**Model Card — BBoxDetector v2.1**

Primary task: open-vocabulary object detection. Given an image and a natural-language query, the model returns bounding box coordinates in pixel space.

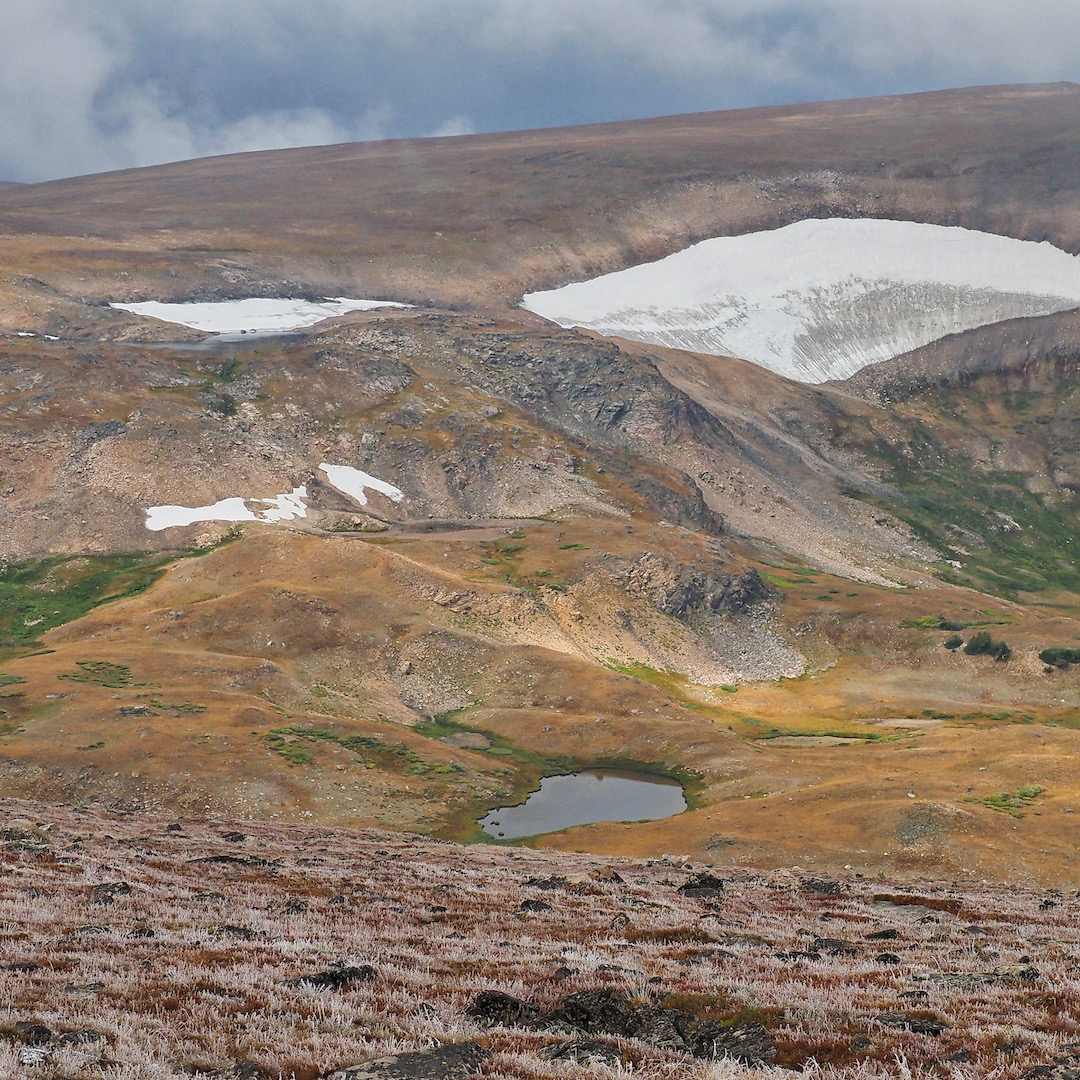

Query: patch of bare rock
[469,986,774,1065]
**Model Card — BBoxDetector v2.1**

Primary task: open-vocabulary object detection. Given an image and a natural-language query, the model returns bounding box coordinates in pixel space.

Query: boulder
[467,990,538,1027]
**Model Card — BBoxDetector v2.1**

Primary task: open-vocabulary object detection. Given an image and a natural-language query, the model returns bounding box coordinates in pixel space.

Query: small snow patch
[110,296,410,335]
[256,486,309,523]
[319,463,404,506]
[522,219,1080,382]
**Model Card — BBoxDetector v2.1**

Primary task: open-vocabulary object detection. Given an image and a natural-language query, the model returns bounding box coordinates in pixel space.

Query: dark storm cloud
[3,0,1080,182]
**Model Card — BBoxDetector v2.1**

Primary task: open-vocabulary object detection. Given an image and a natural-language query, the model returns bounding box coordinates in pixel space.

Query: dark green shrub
[1038,647,1080,668]
[964,631,1011,661]
[944,633,964,651]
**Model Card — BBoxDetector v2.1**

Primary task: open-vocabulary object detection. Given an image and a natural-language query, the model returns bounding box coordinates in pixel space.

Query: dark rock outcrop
[677,872,727,898]
[875,1013,947,1036]
[326,1042,490,1079]
[467,990,538,1028]
[286,965,376,991]
[608,553,772,621]
[470,987,775,1065]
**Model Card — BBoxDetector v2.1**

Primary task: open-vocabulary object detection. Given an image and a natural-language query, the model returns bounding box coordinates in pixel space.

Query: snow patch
[145,469,404,531]
[255,486,309,523]
[146,489,309,531]
[522,219,1080,383]
[146,497,257,532]
[319,463,404,506]
[111,296,410,335]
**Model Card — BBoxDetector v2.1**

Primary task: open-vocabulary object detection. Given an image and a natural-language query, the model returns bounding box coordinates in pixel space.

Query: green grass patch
[558,542,590,550]
[0,673,25,687]
[150,699,206,713]
[0,538,245,658]
[901,615,975,631]
[0,553,171,651]
[966,784,1045,818]
[414,709,470,740]
[57,661,133,688]
[264,724,442,774]
[760,571,817,588]
[841,413,1080,598]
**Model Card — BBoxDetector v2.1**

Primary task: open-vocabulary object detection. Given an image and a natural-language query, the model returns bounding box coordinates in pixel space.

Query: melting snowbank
[111,296,409,335]
[319,463,404,505]
[146,487,309,531]
[522,219,1080,383]
[145,467,404,530]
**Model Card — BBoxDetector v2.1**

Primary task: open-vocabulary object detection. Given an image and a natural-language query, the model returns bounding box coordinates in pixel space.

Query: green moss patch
[264,724,451,776]
[58,661,134,688]
[0,553,171,651]
[966,784,1045,818]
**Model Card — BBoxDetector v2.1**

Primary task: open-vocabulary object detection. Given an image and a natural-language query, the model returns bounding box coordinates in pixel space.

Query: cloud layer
[4,0,1080,182]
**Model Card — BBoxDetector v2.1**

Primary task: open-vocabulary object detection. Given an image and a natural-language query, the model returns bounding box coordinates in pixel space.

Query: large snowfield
[522,219,1080,382]
[145,466,404,530]
[111,296,408,335]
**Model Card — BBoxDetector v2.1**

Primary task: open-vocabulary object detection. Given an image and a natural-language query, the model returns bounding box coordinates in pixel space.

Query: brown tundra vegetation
[1,800,1079,1079]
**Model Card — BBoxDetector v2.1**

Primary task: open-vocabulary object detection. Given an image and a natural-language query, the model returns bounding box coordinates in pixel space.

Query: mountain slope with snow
[523,219,1080,382]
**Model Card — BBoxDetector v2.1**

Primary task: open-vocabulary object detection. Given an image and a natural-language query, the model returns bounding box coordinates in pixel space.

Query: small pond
[478,769,687,840]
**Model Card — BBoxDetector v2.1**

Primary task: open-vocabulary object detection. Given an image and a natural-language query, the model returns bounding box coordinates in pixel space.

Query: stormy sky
[3,0,1080,183]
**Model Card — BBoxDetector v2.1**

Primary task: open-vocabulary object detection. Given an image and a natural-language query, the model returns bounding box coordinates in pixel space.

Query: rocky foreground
[1,801,1078,1079]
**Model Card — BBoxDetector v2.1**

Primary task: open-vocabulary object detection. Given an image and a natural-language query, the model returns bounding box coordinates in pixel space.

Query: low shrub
[963,631,1011,661]
[1038,647,1080,668]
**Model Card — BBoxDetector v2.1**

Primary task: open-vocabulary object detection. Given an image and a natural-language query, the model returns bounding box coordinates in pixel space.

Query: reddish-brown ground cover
[1,799,1078,1078]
